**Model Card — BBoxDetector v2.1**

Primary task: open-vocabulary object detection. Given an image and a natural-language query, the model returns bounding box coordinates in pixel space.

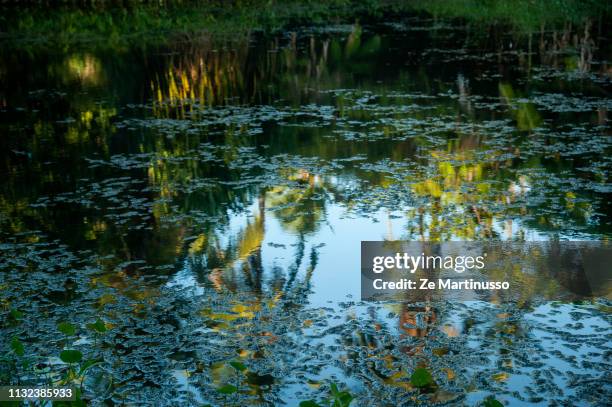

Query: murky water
[1,19,611,406]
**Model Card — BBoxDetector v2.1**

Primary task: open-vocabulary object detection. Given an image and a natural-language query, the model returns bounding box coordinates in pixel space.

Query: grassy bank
[0,0,396,49]
[0,0,608,50]
[413,0,609,31]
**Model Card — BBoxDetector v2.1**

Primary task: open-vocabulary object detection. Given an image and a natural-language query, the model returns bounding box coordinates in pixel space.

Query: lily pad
[217,384,238,394]
[410,368,434,388]
[86,319,107,333]
[58,321,76,336]
[229,360,247,372]
[60,349,83,364]
[11,337,24,357]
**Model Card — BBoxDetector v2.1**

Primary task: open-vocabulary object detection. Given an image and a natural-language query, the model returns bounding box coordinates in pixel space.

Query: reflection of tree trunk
[579,19,593,73]
[418,206,425,239]
[539,23,545,57]
[598,108,608,126]
[303,247,318,288]
[528,32,532,76]
[246,191,267,294]
[284,234,305,292]
[258,191,266,229]
[400,243,439,342]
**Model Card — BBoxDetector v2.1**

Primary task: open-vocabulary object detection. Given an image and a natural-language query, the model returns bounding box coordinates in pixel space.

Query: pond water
[1,18,611,406]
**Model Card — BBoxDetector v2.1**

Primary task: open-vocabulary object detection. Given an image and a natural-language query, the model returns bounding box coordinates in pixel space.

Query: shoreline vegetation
[0,0,609,49]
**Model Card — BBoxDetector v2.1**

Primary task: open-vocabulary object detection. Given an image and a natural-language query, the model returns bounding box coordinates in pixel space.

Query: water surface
[1,19,611,406]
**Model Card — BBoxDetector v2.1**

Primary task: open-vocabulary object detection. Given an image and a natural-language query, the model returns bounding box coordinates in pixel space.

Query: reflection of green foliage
[2,0,608,54]
[499,83,542,131]
[266,179,326,236]
[6,0,607,51]
[65,54,104,85]
[2,1,404,51]
[0,5,610,405]
[345,24,362,58]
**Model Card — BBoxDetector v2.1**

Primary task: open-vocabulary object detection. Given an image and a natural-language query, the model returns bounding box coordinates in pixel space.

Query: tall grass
[0,0,608,49]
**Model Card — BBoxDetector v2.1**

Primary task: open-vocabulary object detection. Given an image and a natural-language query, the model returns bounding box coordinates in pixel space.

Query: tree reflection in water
[0,14,610,406]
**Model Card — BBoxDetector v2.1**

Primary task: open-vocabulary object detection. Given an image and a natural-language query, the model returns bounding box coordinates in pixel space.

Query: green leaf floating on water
[299,401,322,407]
[330,382,353,407]
[11,336,24,356]
[229,360,247,372]
[333,393,353,407]
[483,398,504,407]
[410,368,434,387]
[217,384,238,394]
[86,318,107,333]
[9,309,24,320]
[57,321,76,336]
[60,349,83,363]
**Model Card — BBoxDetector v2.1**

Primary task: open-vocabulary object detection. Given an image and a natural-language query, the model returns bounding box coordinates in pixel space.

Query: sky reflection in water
[0,20,610,406]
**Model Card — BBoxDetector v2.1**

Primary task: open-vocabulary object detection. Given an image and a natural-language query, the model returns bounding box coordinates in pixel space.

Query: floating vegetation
[1,12,611,406]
